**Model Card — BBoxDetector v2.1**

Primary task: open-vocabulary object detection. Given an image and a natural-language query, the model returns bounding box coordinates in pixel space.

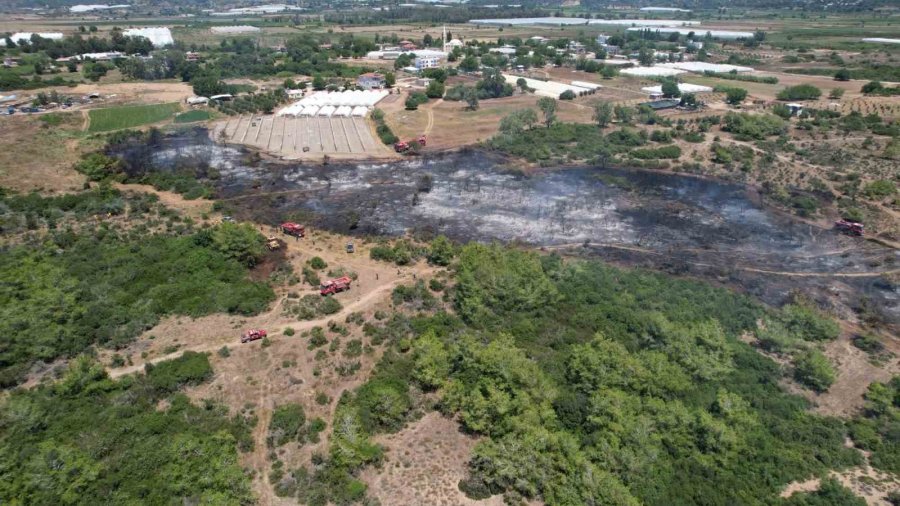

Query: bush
[777,84,822,101]
[74,153,121,181]
[863,180,896,199]
[629,145,681,160]
[852,334,884,354]
[320,296,342,315]
[270,403,306,446]
[372,109,398,145]
[308,256,328,270]
[559,90,576,100]
[722,112,787,140]
[145,351,213,393]
[771,103,792,119]
[370,240,420,265]
[405,92,429,110]
[793,349,836,392]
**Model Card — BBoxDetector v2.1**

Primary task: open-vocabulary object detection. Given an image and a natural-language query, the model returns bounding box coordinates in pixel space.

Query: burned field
[111,129,900,330]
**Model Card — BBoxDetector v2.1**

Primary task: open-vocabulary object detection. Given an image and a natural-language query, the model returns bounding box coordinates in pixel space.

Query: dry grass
[0,113,90,193]
[360,412,508,506]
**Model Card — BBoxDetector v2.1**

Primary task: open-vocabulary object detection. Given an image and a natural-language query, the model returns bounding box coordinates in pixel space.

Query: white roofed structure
[620,66,686,77]
[503,75,593,98]
[123,27,174,47]
[1,33,64,46]
[862,38,900,45]
[470,17,698,27]
[641,83,712,94]
[658,61,754,73]
[278,90,389,117]
[640,7,691,12]
[211,26,261,34]
[351,106,368,117]
[627,27,754,40]
[318,105,336,117]
[334,106,353,117]
[70,4,130,12]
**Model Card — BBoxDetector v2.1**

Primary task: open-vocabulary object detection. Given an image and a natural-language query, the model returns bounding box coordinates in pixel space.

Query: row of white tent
[277,90,389,117]
[279,105,370,117]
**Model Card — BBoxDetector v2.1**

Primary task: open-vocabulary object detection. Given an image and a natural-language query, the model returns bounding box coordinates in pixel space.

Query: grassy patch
[175,109,212,123]
[88,102,181,132]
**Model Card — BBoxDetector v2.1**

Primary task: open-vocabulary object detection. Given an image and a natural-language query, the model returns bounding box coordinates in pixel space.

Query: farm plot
[88,102,181,132]
[215,114,389,159]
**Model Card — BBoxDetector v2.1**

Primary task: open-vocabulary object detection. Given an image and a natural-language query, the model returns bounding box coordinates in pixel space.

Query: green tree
[777,84,822,101]
[834,68,851,81]
[427,235,456,266]
[499,109,538,135]
[726,87,748,106]
[614,104,633,124]
[661,80,681,98]
[464,87,479,111]
[312,74,326,91]
[211,222,266,267]
[516,77,529,92]
[537,97,557,128]
[412,330,450,389]
[592,101,613,128]
[191,75,227,97]
[425,80,445,99]
[384,72,396,88]
[459,55,479,72]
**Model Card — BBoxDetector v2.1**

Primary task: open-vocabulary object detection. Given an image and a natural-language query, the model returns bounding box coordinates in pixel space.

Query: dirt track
[107,278,408,379]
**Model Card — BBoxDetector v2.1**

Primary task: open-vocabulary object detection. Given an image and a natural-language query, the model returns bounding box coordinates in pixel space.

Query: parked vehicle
[320,276,352,296]
[281,222,305,238]
[241,329,267,343]
[834,219,864,236]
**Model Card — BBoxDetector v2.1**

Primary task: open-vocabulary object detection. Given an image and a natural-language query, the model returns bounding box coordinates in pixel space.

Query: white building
[490,45,517,56]
[415,56,440,69]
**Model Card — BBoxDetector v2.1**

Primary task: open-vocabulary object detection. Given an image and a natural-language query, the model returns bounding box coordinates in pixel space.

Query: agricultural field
[175,109,213,123]
[88,102,182,132]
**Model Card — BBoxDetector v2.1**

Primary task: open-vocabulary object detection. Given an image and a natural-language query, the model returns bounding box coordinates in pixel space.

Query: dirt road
[107,278,407,378]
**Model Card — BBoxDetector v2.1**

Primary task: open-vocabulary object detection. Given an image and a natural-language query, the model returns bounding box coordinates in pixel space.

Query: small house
[357,72,386,90]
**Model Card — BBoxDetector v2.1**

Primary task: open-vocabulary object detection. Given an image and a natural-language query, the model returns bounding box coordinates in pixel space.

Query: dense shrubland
[0,353,254,504]
[298,243,865,505]
[0,187,273,386]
